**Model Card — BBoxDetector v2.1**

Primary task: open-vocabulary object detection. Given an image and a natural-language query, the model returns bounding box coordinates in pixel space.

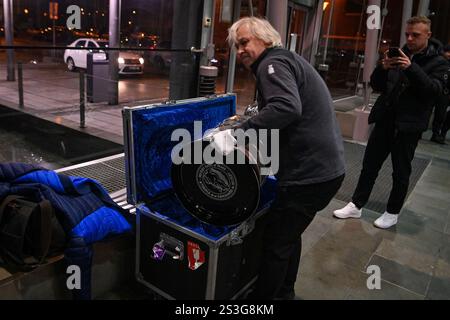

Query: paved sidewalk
[0,63,170,144]
[296,145,450,299]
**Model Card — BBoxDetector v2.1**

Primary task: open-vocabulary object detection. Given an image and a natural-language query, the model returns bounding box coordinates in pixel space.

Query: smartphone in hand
[387,47,402,58]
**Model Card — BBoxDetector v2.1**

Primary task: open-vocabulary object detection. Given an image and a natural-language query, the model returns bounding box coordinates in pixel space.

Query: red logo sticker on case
[187,241,205,271]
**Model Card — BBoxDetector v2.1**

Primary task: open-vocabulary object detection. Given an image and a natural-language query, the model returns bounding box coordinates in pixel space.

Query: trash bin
[198,66,218,97]
[86,52,109,103]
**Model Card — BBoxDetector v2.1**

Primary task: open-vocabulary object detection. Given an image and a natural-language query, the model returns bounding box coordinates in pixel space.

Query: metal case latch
[226,219,256,246]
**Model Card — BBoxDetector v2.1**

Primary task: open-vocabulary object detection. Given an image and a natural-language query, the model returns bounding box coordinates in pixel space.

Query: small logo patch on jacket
[268,64,275,75]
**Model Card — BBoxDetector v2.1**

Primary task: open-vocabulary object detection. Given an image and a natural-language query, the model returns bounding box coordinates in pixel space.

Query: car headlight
[139,57,144,65]
[118,57,125,64]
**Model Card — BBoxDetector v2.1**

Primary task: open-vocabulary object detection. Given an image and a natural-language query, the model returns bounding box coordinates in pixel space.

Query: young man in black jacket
[334,16,449,229]
[227,17,346,300]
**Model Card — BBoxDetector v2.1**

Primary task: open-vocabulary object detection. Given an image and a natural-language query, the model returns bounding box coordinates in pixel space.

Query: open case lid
[123,94,236,205]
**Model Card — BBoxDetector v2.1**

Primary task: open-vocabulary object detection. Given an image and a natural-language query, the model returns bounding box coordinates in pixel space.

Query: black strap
[0,197,55,269]
[0,195,24,224]
[0,198,36,267]
[35,200,54,265]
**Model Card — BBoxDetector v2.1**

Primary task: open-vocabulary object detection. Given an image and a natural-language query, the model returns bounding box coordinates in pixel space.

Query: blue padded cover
[132,95,236,202]
[0,163,132,300]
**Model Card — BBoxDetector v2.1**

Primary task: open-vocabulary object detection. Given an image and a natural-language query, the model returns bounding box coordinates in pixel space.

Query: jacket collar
[402,38,442,62]
[250,47,275,75]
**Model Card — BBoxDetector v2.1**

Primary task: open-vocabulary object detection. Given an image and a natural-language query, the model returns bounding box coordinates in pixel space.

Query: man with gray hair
[227,17,345,300]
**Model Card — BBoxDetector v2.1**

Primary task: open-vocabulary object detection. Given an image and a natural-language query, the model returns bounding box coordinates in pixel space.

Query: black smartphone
[388,47,402,58]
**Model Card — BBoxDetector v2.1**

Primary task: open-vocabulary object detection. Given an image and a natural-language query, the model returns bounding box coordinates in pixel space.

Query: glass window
[315,0,367,99]
[75,40,87,47]
[287,5,309,54]
[0,0,202,169]
[315,0,406,99]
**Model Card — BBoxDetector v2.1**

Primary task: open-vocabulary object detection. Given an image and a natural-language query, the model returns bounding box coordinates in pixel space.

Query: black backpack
[0,195,67,272]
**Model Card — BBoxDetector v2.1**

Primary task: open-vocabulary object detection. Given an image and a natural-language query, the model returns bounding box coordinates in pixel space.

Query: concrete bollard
[352,108,372,143]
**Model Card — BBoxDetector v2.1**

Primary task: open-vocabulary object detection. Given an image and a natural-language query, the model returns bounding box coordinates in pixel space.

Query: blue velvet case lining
[132,96,236,202]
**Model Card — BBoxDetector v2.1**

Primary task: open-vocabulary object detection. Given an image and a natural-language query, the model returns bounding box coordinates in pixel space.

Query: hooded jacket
[368,38,449,132]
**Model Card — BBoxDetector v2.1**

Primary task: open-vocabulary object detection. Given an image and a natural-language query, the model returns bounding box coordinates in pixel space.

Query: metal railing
[0,46,197,128]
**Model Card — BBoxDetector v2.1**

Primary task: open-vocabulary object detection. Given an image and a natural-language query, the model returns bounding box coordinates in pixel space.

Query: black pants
[250,174,344,300]
[432,102,447,135]
[442,110,450,136]
[352,124,421,215]
[434,95,450,136]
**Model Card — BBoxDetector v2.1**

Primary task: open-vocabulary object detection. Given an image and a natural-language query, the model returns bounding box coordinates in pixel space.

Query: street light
[24,8,29,14]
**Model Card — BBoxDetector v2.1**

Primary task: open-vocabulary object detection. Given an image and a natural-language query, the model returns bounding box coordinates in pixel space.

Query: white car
[64,38,144,75]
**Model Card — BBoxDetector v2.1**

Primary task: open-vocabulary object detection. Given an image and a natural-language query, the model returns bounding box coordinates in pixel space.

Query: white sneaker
[374,212,398,229]
[333,202,362,219]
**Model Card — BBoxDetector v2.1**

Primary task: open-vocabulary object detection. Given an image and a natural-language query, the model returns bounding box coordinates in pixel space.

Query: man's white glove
[210,129,237,156]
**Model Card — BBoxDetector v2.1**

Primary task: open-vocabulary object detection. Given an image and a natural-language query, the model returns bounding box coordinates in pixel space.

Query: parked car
[63,38,145,75]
